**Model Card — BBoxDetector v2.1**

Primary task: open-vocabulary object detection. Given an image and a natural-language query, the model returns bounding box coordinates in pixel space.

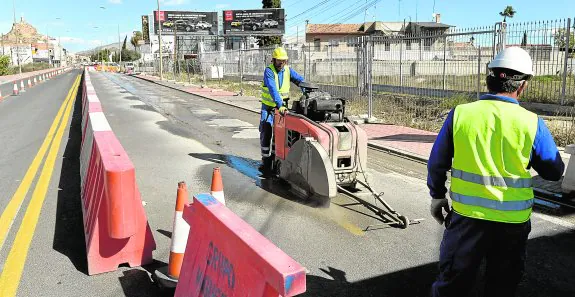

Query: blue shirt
[427,94,565,199]
[260,66,305,124]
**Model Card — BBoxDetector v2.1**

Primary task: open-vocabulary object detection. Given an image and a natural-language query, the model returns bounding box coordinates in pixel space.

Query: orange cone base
[153,266,178,289]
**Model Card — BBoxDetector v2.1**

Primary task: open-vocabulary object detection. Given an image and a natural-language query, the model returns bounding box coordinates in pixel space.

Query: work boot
[258,157,274,177]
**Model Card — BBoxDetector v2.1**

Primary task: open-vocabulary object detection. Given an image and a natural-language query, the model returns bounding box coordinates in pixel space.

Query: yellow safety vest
[451,99,538,223]
[261,64,290,107]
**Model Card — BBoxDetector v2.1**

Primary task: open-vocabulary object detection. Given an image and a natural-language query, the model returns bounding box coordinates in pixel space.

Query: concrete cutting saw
[269,82,415,229]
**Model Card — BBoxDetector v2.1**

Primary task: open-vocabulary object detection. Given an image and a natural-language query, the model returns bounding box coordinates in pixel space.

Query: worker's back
[451,99,538,223]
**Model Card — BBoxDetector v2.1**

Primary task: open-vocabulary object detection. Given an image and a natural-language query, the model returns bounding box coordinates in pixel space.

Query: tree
[0,55,11,75]
[130,31,143,52]
[499,6,516,22]
[258,0,282,47]
[521,31,528,46]
[90,49,112,62]
[113,49,141,62]
[122,36,128,51]
[554,28,575,56]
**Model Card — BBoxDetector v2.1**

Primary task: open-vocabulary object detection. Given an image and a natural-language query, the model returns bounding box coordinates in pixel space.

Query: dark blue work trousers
[259,121,274,159]
[432,211,531,297]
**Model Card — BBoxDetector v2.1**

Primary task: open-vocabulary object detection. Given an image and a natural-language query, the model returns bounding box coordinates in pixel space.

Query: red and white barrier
[174,194,307,297]
[79,70,156,275]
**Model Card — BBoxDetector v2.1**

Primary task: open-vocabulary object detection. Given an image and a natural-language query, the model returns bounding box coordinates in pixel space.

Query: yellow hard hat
[272,47,289,60]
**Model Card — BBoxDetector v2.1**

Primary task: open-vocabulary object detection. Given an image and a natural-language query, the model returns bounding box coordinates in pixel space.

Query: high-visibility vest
[451,99,538,223]
[261,64,290,107]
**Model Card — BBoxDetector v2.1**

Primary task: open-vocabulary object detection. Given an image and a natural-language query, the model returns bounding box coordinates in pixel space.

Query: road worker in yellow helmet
[258,47,305,176]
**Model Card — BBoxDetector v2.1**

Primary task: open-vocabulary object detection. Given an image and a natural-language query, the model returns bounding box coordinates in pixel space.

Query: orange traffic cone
[154,181,190,288]
[20,80,25,92]
[211,167,225,205]
[168,181,190,279]
[33,77,37,85]
[27,79,32,88]
[13,82,19,96]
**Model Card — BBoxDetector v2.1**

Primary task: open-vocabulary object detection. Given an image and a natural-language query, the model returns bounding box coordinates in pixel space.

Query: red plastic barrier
[80,70,156,275]
[175,194,306,297]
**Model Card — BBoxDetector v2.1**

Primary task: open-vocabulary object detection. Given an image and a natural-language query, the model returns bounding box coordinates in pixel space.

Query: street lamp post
[100,6,122,68]
[13,0,22,74]
[157,0,163,80]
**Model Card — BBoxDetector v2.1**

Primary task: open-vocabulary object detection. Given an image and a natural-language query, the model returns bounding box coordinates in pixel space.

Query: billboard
[223,9,285,36]
[142,15,150,44]
[153,11,218,35]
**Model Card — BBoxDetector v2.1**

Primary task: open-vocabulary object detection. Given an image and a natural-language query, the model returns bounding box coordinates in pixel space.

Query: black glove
[430,198,450,225]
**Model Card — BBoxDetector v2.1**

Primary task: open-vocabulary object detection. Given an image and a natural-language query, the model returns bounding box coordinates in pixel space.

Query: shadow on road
[188,152,329,208]
[119,260,175,297]
[156,229,172,239]
[52,74,88,274]
[373,133,437,143]
[303,229,575,297]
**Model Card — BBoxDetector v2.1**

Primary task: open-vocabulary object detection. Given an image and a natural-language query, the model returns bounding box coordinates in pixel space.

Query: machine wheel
[398,215,409,229]
[342,181,358,191]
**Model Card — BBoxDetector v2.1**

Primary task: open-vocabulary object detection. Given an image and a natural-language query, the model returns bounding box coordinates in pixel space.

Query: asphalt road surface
[0,69,574,296]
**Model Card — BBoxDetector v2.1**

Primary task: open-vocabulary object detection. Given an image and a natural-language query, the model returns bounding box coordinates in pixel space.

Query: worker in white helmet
[427,47,564,296]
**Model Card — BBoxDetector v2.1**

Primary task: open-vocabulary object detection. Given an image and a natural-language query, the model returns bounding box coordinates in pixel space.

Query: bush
[0,55,11,75]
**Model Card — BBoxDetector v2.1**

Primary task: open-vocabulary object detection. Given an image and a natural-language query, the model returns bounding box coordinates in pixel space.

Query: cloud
[108,0,123,4]
[215,4,230,9]
[160,0,189,6]
[60,36,86,44]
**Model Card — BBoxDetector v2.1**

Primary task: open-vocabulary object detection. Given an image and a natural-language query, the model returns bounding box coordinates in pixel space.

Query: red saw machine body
[269,82,415,228]
[272,82,368,198]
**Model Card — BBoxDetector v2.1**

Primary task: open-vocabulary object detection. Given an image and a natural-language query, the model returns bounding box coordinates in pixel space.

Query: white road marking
[533,213,575,230]
[232,128,260,139]
[191,108,219,116]
[206,118,253,128]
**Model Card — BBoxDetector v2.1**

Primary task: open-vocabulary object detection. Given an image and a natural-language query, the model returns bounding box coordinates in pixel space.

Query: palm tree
[499,6,516,22]
[130,31,143,53]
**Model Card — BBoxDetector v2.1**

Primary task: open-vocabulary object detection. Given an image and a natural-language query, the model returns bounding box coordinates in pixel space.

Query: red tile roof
[306,24,364,35]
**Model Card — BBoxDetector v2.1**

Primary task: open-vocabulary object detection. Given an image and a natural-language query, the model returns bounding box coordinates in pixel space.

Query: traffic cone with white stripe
[20,80,26,92]
[13,82,19,96]
[211,167,225,205]
[28,79,32,88]
[33,77,37,85]
[153,181,190,288]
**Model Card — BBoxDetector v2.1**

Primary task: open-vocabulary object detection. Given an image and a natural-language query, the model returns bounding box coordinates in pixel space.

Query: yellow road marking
[0,74,80,253]
[337,220,365,236]
[0,75,81,297]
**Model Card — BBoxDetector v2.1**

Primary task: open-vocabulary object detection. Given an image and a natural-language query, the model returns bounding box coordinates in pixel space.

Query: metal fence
[142,18,575,144]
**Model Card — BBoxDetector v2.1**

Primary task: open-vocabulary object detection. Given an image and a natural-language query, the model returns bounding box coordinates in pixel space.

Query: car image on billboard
[223,9,285,36]
[154,11,218,35]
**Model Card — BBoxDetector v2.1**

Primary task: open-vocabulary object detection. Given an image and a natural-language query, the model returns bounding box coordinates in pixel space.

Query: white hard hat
[488,47,534,76]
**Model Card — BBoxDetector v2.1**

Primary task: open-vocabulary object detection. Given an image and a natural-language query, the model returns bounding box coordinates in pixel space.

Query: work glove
[278,106,288,115]
[430,198,450,225]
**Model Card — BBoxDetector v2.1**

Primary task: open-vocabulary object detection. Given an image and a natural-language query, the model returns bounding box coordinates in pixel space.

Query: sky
[1,0,574,53]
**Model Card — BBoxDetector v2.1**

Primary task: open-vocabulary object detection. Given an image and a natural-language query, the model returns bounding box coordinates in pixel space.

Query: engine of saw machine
[273,82,368,199]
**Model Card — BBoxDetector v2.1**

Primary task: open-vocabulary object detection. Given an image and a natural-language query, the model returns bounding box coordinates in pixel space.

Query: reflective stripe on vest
[451,169,532,188]
[450,99,538,223]
[450,192,534,211]
[261,64,290,107]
